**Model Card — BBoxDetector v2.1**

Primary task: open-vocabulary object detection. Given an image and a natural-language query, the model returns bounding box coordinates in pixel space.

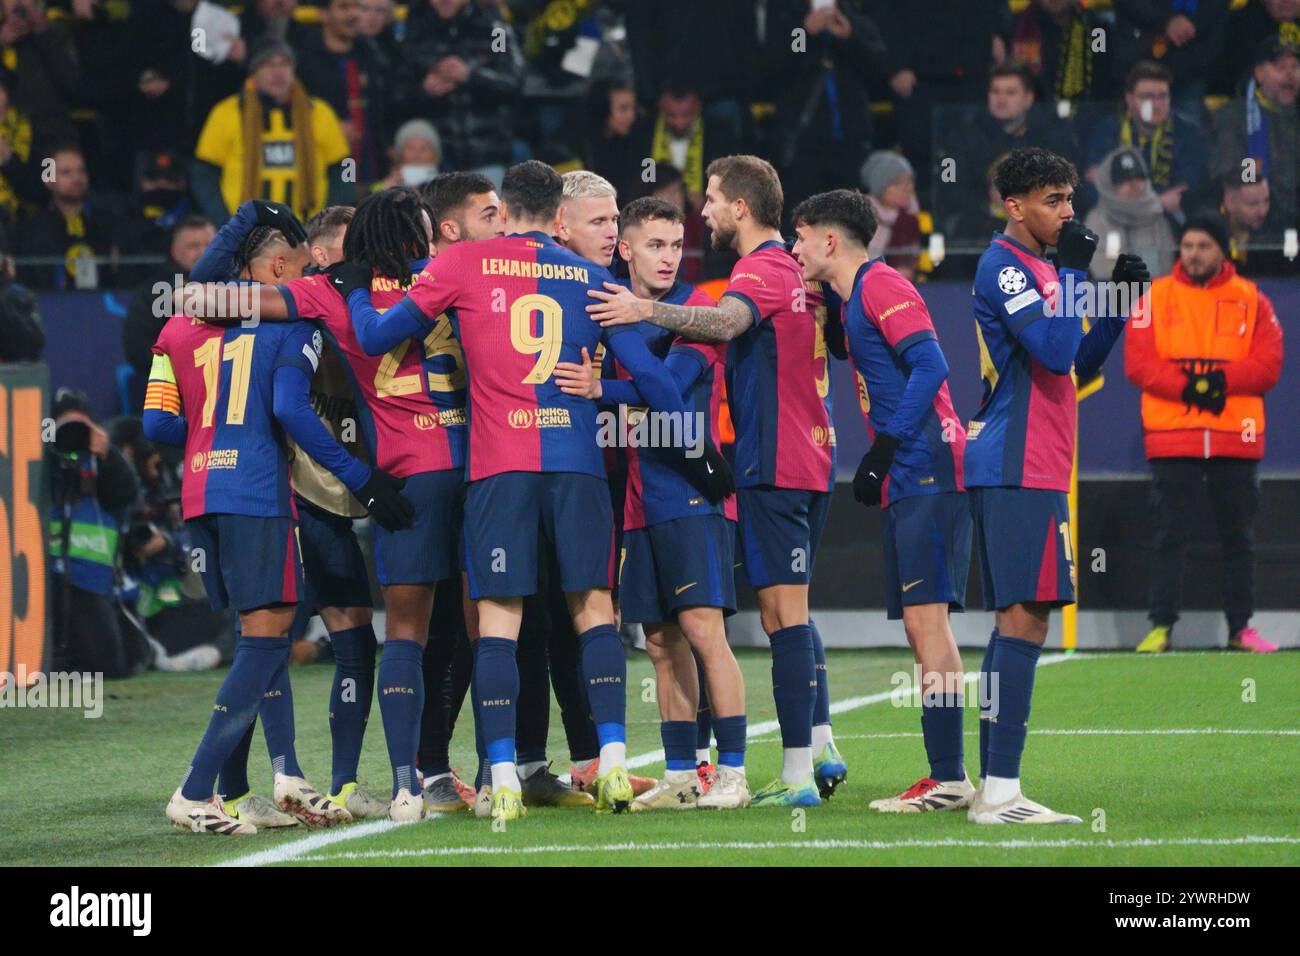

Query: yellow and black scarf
[1119,112,1174,191]
[239,77,317,215]
[650,114,704,196]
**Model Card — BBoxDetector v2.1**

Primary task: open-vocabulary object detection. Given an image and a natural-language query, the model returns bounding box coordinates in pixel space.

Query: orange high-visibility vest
[1142,272,1264,437]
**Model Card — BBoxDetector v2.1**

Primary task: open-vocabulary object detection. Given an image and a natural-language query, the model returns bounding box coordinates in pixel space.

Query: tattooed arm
[586,282,753,343]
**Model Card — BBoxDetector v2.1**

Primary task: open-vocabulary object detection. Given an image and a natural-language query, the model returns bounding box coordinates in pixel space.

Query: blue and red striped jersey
[610,281,737,530]
[148,315,321,519]
[843,259,965,506]
[966,234,1076,492]
[278,265,468,478]
[722,240,836,492]
[389,231,684,481]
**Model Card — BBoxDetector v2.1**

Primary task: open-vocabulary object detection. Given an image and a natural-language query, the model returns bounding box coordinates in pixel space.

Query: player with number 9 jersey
[347,227,700,600]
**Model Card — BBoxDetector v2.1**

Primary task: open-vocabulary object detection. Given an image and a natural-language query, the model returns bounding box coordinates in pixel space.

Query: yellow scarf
[1119,112,1174,191]
[0,106,32,214]
[240,77,317,215]
[651,115,704,197]
[1054,16,1091,101]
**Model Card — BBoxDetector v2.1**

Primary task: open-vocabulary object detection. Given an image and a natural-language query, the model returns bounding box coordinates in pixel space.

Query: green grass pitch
[2,648,1296,867]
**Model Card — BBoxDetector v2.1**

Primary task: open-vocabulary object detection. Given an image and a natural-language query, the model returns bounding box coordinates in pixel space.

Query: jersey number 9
[510,293,564,384]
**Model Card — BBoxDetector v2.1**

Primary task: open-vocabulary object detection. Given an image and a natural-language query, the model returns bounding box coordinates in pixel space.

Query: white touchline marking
[747,728,1300,743]
[217,653,1077,867]
[298,835,1300,862]
[213,816,441,868]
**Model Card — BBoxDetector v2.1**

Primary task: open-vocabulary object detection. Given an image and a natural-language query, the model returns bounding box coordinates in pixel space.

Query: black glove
[852,432,900,507]
[1181,364,1227,415]
[250,200,307,246]
[358,469,414,531]
[682,438,735,505]
[327,260,374,301]
[1054,219,1099,272]
[1111,253,1151,286]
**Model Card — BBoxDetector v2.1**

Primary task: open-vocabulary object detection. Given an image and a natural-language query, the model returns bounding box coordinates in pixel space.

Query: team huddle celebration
[2,0,1295,884]
[149,144,1145,833]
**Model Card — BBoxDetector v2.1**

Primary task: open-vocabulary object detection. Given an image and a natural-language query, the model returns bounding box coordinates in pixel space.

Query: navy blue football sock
[577,625,626,747]
[377,638,424,798]
[474,637,519,770]
[985,634,1041,780]
[978,628,997,779]
[217,718,255,799]
[182,637,289,801]
[921,692,965,782]
[469,665,489,789]
[768,624,815,750]
[695,655,713,751]
[260,654,303,778]
[661,720,697,772]
[810,618,831,728]
[713,715,747,769]
[329,624,377,793]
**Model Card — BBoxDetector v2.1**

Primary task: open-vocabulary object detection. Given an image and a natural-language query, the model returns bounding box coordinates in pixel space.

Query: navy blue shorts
[373,470,463,586]
[187,514,303,613]
[463,472,614,600]
[296,497,373,611]
[736,486,831,588]
[969,486,1076,612]
[619,515,737,624]
[882,491,973,620]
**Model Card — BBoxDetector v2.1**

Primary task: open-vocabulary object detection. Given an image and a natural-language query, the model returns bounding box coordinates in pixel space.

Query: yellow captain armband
[148,352,177,384]
[145,354,181,414]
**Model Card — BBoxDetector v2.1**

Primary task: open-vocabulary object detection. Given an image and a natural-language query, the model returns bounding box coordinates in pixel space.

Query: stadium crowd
[0,0,1294,293]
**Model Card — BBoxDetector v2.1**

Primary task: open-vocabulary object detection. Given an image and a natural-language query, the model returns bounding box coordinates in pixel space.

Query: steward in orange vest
[1123,216,1283,655]
[1125,231,1283,462]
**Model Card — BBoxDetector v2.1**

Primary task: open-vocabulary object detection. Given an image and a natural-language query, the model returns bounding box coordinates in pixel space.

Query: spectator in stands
[121,215,215,391]
[1220,0,1300,94]
[1084,147,1177,280]
[296,0,390,188]
[1085,61,1207,219]
[1112,0,1230,114]
[869,0,1011,183]
[1009,0,1105,103]
[861,150,923,280]
[1124,215,1284,655]
[240,0,309,49]
[359,0,403,65]
[121,152,197,265]
[1210,37,1299,239]
[577,79,647,204]
[765,0,887,216]
[191,37,353,225]
[46,387,147,677]
[130,0,245,152]
[400,0,523,182]
[371,119,441,191]
[939,61,1077,228]
[0,263,43,362]
[0,0,79,148]
[625,0,759,145]
[645,84,738,213]
[17,145,123,290]
[1193,173,1294,276]
[0,75,42,220]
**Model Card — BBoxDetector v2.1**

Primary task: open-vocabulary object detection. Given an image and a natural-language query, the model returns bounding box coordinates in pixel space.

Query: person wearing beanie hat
[860,150,923,279]
[1124,201,1285,656]
[192,31,352,225]
[373,119,442,191]
[1083,145,1176,279]
[1179,213,1233,259]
